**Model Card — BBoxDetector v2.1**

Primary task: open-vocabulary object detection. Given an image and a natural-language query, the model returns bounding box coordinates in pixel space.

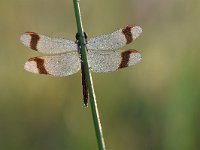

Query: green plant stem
[72,0,106,150]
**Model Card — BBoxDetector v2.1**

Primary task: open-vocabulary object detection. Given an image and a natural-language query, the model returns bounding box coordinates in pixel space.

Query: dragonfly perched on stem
[20,25,142,106]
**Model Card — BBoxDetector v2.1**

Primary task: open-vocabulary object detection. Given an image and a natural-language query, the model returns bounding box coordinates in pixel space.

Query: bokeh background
[0,0,199,150]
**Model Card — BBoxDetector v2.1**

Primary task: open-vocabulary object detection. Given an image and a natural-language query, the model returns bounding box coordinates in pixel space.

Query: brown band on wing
[122,25,134,44]
[118,50,138,69]
[26,32,40,51]
[29,57,48,74]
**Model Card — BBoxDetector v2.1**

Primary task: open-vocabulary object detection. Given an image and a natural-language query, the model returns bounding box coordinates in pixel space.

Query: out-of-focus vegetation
[0,0,199,150]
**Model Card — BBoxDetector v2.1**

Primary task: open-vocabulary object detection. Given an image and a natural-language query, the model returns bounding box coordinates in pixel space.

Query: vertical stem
[72,0,106,150]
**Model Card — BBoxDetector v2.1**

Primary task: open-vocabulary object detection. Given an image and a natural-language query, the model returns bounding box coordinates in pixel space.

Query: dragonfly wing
[24,52,81,76]
[88,49,141,73]
[20,32,77,54]
[87,25,142,50]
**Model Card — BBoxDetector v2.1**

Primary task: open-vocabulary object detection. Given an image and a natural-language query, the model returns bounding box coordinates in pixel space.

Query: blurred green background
[0,0,199,150]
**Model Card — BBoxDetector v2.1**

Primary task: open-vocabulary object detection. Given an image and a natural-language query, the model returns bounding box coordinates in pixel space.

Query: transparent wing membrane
[24,52,81,76]
[20,32,77,54]
[87,25,142,50]
[88,49,141,73]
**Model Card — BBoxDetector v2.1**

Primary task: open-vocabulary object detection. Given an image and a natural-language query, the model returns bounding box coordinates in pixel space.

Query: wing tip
[24,59,39,74]
[24,57,49,75]
[20,32,39,51]
[20,33,31,46]
[129,49,142,59]
[122,25,142,44]
[131,25,143,39]
[118,49,142,69]
[130,49,142,64]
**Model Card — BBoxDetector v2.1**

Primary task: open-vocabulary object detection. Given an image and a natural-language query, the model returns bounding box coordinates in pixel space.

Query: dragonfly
[20,24,142,106]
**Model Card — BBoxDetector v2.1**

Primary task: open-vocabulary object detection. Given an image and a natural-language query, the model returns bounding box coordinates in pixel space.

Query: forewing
[20,32,77,54]
[88,49,141,73]
[87,25,142,50]
[24,52,81,76]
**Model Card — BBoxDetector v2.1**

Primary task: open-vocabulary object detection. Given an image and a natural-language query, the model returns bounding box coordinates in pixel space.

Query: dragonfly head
[75,32,88,44]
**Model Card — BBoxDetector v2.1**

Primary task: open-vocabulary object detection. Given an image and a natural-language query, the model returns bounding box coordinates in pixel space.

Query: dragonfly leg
[84,32,88,44]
